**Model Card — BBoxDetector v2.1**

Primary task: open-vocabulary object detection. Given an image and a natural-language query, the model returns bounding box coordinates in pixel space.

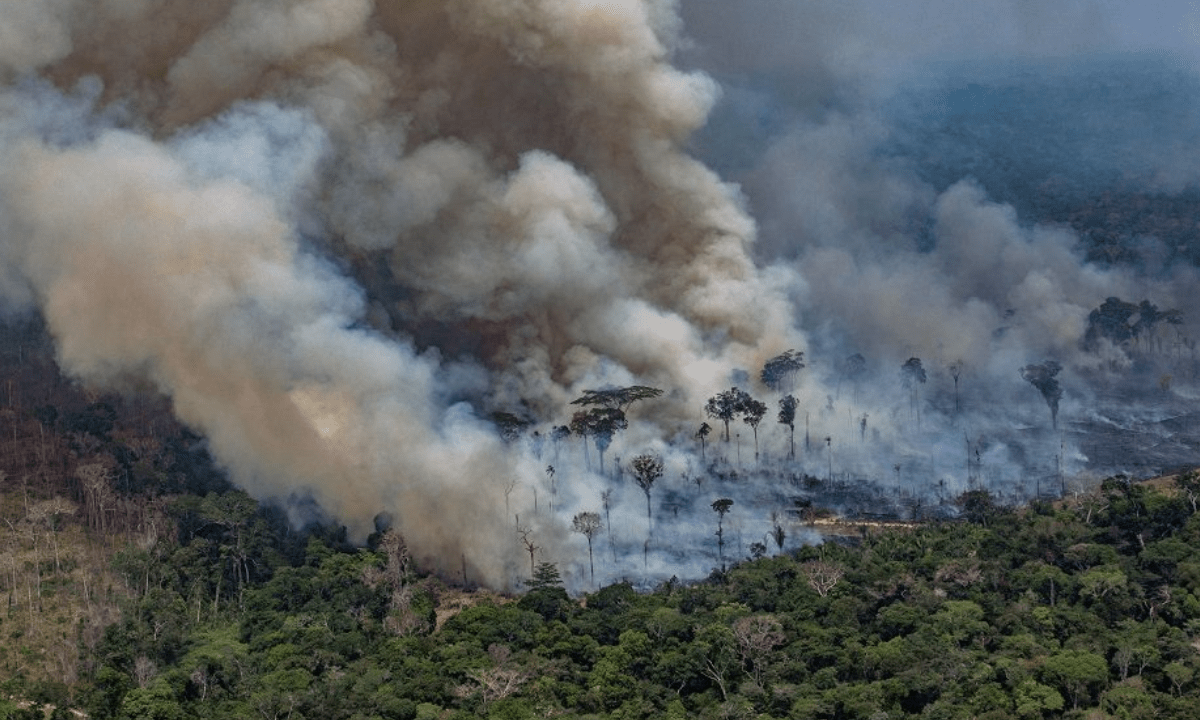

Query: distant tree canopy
[1084,296,1182,351]
[35,447,1200,720]
[490,411,531,443]
[570,386,663,412]
[760,349,805,393]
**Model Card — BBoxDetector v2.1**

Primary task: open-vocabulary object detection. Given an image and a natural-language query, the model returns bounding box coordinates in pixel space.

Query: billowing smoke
[673,0,1200,512]
[0,0,800,588]
[1,1,1198,590]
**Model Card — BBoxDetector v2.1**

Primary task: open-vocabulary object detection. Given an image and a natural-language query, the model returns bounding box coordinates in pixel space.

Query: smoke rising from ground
[1,1,1198,589]
[0,0,801,587]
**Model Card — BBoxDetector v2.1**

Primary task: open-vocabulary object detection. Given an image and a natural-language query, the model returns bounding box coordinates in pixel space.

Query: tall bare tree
[629,454,663,534]
[777,395,798,460]
[900,357,927,427]
[571,511,603,586]
[948,360,964,414]
[517,526,539,579]
[712,498,733,570]
[741,397,767,462]
[696,422,711,464]
[601,489,615,562]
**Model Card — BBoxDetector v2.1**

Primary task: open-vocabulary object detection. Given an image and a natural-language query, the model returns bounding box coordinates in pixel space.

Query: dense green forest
[5,462,1200,718]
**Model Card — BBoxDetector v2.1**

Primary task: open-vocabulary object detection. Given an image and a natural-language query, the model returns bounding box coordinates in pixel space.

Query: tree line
[8,472,1197,719]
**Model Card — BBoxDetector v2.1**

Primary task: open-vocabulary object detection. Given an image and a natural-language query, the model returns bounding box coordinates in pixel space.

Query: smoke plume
[0,0,801,587]
[1,0,1198,589]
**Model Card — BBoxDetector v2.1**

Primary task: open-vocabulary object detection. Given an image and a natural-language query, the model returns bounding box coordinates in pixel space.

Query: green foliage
[23,476,1199,719]
[519,563,570,621]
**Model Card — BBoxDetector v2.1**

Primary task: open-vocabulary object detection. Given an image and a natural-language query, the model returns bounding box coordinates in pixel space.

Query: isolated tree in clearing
[777,395,798,460]
[712,497,733,570]
[696,421,711,463]
[1021,360,1064,430]
[629,454,663,534]
[705,387,752,442]
[570,511,602,586]
[570,385,664,413]
[741,397,767,462]
[900,357,927,426]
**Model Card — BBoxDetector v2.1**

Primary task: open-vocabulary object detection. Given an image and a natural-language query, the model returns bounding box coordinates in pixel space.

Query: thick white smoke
[676,0,1200,507]
[0,1,804,587]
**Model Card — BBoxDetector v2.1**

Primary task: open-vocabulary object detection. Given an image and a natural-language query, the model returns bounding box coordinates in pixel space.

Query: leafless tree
[948,360,964,414]
[801,560,844,597]
[732,615,785,690]
[502,477,517,523]
[517,526,539,578]
[454,644,532,711]
[601,489,615,562]
[133,655,158,689]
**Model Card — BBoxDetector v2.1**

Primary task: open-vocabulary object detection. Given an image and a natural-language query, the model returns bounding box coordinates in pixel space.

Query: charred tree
[1021,360,1064,430]
[778,395,798,460]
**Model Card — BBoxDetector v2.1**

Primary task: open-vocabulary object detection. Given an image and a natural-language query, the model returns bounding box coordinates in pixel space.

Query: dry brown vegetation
[0,320,188,688]
[0,488,128,686]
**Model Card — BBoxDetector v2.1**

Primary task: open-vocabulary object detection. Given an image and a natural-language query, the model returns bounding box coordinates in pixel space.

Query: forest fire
[0,1,1198,590]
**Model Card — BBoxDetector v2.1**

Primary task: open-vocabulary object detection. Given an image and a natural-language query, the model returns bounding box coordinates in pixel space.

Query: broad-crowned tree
[760,349,804,394]
[705,387,752,442]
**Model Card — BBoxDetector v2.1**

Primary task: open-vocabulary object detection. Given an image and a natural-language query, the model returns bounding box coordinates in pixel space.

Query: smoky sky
[0,0,1198,589]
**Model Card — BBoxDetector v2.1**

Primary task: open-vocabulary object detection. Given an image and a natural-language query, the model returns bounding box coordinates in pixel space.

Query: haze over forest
[1,0,1200,590]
